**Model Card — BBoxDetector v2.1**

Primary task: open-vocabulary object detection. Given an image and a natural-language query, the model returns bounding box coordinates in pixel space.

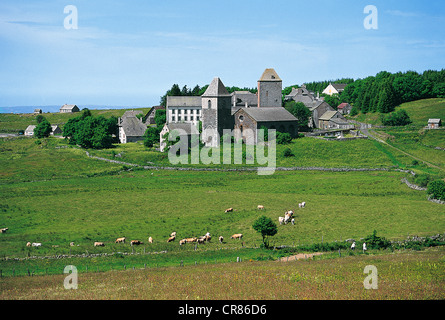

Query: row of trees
[159,84,257,107]
[340,69,445,114]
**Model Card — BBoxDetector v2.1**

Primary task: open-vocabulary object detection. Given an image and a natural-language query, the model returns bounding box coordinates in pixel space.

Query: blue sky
[0,0,444,110]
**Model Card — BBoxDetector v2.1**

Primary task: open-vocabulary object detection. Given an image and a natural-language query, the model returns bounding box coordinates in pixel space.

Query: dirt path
[277,252,323,262]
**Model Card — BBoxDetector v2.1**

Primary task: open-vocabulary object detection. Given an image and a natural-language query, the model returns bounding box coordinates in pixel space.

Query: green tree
[377,79,397,113]
[34,118,52,138]
[252,215,278,248]
[276,132,292,144]
[144,126,160,148]
[427,180,445,201]
[363,230,391,250]
[155,109,166,128]
[284,101,311,131]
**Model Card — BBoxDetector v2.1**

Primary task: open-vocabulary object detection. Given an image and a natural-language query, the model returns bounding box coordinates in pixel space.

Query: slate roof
[167,96,202,107]
[259,68,282,81]
[428,119,441,124]
[120,116,147,137]
[165,122,199,135]
[237,107,297,122]
[319,110,341,121]
[202,78,230,97]
[60,104,78,111]
[331,83,347,91]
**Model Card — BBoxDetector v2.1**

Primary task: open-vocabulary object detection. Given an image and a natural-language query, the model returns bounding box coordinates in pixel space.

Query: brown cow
[257,205,264,210]
[94,242,105,247]
[148,236,153,244]
[167,236,175,243]
[230,233,243,240]
[225,208,233,213]
[130,240,142,246]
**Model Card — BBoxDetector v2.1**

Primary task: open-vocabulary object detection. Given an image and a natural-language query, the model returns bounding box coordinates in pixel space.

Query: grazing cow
[167,236,175,243]
[230,233,243,240]
[179,239,186,246]
[197,237,205,244]
[291,218,295,225]
[279,216,285,225]
[225,208,233,213]
[148,236,153,244]
[170,232,177,237]
[130,240,142,246]
[257,205,264,210]
[285,210,294,218]
[94,242,104,247]
[70,242,75,246]
[219,236,224,243]
[1,227,8,233]
[26,242,32,247]
[115,237,126,244]
[299,202,306,208]
[32,243,41,247]
[185,237,197,243]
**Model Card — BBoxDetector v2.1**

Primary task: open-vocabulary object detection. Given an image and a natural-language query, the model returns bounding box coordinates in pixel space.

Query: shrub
[427,180,445,201]
[276,132,292,144]
[283,148,294,157]
[363,230,392,250]
[380,109,412,126]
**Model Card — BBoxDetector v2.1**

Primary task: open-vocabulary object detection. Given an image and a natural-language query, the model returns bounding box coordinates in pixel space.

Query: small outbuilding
[427,119,441,129]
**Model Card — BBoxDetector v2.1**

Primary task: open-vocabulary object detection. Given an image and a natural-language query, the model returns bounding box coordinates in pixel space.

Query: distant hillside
[351,98,445,127]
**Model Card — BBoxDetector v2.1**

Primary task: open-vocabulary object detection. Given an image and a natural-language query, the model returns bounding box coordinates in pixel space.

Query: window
[172,116,175,122]
[196,116,200,121]
[191,116,194,121]
[184,116,188,121]
[239,115,244,121]
[208,100,212,109]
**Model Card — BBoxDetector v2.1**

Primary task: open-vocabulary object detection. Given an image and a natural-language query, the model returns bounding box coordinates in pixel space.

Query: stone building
[163,68,299,148]
[118,111,147,144]
[60,104,79,113]
[322,83,347,96]
[233,107,298,145]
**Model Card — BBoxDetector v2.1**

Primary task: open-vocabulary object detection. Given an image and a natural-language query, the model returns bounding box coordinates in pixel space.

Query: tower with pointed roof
[257,68,282,108]
[201,77,233,147]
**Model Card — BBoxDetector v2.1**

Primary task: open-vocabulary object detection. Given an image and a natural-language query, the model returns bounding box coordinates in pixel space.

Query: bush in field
[363,230,392,250]
[144,126,161,148]
[283,148,294,157]
[380,109,412,126]
[427,180,445,201]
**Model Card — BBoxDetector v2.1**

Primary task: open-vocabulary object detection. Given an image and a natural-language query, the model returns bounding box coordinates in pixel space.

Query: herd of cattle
[2,202,306,249]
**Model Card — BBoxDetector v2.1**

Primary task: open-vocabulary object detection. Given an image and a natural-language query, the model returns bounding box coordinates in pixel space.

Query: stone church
[162,68,298,148]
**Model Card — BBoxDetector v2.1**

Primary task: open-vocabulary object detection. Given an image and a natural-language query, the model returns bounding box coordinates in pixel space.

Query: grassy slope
[1,247,443,300]
[349,98,445,173]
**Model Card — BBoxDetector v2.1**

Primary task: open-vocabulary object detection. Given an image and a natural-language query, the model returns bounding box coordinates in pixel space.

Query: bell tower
[201,77,233,147]
[257,68,282,108]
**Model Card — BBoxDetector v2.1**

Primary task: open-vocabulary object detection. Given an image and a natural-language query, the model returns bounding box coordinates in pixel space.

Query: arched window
[208,100,212,109]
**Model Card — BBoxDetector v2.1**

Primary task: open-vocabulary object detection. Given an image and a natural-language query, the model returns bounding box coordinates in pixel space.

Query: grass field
[1,103,444,300]
[1,247,443,300]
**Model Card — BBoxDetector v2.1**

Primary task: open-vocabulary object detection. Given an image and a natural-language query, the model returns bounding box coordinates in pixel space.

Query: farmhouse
[159,122,199,152]
[145,106,165,125]
[284,84,318,104]
[163,68,299,148]
[118,112,147,144]
[322,83,347,96]
[24,125,36,136]
[60,104,80,113]
[318,110,352,130]
[24,124,63,136]
[34,109,42,114]
[427,118,441,129]
[337,103,353,115]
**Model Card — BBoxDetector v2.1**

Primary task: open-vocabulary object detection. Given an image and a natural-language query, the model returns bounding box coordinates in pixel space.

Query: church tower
[201,77,233,147]
[257,68,282,108]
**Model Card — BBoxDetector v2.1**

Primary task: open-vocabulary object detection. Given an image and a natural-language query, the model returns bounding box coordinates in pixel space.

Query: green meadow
[0,107,444,299]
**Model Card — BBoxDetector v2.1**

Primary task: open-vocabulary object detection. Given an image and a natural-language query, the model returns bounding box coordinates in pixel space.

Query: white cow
[32,243,42,247]
[278,217,285,225]
[299,202,306,208]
